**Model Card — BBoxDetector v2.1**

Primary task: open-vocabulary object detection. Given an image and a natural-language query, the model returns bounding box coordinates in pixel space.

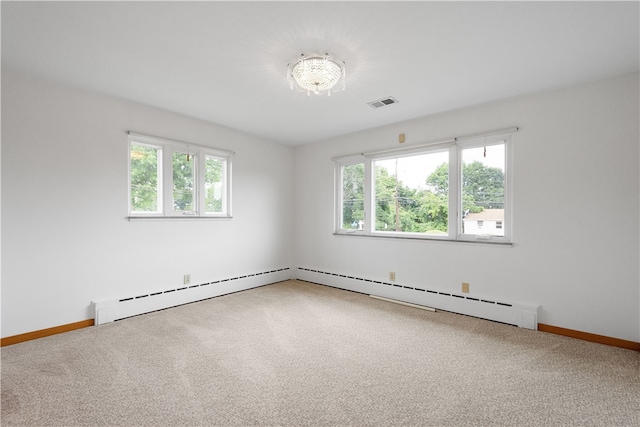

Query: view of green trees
[130,144,225,214]
[130,145,160,212]
[204,157,224,213]
[342,163,365,229]
[342,161,504,233]
[173,151,195,211]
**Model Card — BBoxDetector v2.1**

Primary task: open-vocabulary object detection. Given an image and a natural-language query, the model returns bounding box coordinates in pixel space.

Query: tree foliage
[426,163,448,196]
[205,157,223,213]
[130,147,225,213]
[130,145,159,212]
[342,163,365,228]
[461,161,504,210]
[374,166,448,233]
[172,152,195,211]
[342,160,504,233]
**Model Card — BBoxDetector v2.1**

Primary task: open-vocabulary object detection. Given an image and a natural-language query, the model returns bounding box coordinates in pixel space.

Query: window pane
[342,163,364,229]
[374,151,449,234]
[173,151,195,212]
[130,144,161,212]
[461,143,505,236]
[205,156,224,214]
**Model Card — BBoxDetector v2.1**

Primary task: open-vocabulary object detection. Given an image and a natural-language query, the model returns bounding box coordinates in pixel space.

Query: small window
[128,133,232,218]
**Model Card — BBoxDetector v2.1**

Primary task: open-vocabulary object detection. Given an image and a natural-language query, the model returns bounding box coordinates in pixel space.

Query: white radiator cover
[296,267,539,330]
[92,268,291,325]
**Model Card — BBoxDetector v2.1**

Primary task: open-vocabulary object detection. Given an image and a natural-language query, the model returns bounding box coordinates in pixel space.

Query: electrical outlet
[389,272,396,281]
[184,274,191,285]
[462,282,469,293]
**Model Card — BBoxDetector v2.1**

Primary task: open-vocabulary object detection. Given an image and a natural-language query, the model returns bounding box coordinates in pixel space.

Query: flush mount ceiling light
[287,53,346,96]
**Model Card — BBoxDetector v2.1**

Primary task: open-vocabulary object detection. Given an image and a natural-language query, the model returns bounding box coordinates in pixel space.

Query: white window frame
[203,153,229,216]
[334,130,514,244]
[455,134,512,243]
[335,155,367,234]
[368,142,456,240]
[129,141,164,215]
[128,132,233,219]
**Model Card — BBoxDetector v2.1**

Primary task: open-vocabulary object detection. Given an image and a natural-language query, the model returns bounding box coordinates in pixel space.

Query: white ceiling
[2,1,638,146]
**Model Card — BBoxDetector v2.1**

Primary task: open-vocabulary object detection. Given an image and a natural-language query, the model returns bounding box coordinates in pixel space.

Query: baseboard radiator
[296,267,539,330]
[92,268,291,325]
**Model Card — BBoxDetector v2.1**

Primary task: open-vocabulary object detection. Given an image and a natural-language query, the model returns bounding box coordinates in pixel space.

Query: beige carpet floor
[1,280,639,426]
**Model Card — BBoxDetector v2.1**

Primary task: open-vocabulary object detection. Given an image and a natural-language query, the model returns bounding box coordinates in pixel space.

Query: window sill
[127,215,232,221]
[333,231,512,246]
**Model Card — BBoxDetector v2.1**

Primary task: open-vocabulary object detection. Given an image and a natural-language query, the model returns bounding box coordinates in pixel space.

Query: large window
[128,133,232,218]
[374,150,449,235]
[335,132,512,243]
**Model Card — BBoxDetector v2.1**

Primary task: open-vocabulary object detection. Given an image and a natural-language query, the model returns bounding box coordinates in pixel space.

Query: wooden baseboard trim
[1,319,95,347]
[538,323,640,352]
[3,319,637,351]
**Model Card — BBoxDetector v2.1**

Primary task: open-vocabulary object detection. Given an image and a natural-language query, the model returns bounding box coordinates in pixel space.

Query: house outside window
[463,210,505,237]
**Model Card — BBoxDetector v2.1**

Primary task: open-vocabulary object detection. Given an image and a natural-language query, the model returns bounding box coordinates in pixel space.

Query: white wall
[294,73,640,342]
[3,70,639,343]
[1,71,294,338]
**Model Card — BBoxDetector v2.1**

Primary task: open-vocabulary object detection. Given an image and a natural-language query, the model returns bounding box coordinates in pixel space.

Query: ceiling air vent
[368,97,398,109]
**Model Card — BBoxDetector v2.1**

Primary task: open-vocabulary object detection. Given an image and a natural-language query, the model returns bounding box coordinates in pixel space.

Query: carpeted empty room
[3,2,640,426]
[1,280,638,426]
